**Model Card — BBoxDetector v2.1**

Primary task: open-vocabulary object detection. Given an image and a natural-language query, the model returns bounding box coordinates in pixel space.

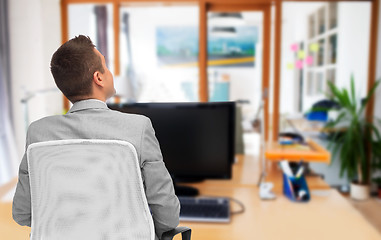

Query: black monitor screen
[108,102,235,180]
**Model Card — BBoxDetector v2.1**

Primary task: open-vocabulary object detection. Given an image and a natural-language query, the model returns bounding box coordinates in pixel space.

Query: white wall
[8,0,62,177]
[336,2,371,97]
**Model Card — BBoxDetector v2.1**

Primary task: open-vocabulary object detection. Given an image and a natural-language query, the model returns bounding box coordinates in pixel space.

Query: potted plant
[371,137,381,198]
[324,76,380,200]
[372,177,381,199]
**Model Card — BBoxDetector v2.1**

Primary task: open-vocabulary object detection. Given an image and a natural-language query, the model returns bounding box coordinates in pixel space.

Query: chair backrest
[27,139,155,240]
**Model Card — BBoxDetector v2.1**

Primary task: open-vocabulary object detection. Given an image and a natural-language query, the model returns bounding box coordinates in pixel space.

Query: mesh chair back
[27,139,155,240]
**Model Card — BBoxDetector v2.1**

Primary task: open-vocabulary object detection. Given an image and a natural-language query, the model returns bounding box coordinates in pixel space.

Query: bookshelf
[304,2,338,108]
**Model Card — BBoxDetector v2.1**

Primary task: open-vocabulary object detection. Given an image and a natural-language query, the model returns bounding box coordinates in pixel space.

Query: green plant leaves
[324,76,380,184]
[359,80,380,116]
[350,74,357,111]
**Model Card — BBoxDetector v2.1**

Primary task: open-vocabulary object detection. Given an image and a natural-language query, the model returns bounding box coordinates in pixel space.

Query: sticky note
[309,43,319,52]
[305,56,314,65]
[287,63,294,70]
[298,50,305,59]
[291,43,298,52]
[295,60,303,69]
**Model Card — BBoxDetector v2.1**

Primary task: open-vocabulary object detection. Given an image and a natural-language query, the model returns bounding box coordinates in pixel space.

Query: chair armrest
[161,226,192,240]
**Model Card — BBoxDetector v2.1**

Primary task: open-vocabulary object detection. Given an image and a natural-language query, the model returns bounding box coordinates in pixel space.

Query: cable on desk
[201,195,246,215]
[228,197,245,215]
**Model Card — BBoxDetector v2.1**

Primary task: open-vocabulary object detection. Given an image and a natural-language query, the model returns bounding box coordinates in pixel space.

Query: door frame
[61,0,379,143]
[203,3,272,140]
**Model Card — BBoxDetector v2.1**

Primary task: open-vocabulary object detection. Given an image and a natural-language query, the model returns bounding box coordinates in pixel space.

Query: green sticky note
[287,63,294,70]
[298,50,305,59]
[309,43,319,52]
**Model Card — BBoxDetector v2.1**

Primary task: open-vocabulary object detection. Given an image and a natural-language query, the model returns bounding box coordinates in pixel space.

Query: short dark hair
[50,35,104,102]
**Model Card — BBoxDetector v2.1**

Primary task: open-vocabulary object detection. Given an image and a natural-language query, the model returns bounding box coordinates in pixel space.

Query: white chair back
[27,139,155,240]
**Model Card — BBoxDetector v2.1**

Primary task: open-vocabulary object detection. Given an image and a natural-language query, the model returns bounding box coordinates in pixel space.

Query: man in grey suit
[12,35,180,240]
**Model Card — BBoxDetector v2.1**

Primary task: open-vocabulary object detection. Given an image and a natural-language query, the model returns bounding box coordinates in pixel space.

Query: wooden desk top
[0,202,30,239]
[287,117,325,133]
[287,117,345,134]
[181,154,330,192]
[180,187,381,240]
[179,155,380,239]
[1,155,379,240]
[0,178,30,239]
[265,139,331,164]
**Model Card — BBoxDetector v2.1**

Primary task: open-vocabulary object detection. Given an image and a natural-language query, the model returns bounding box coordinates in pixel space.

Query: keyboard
[178,196,230,223]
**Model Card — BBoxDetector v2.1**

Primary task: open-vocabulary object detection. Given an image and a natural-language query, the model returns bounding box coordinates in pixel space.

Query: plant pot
[350,182,370,200]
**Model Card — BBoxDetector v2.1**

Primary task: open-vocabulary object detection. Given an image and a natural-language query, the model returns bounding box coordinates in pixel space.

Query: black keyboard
[178,196,230,222]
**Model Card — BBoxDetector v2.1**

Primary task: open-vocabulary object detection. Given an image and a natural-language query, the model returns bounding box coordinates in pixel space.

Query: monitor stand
[174,184,199,197]
[172,178,203,196]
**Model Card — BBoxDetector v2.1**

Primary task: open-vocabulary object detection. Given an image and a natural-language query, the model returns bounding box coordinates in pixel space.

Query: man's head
[50,35,115,103]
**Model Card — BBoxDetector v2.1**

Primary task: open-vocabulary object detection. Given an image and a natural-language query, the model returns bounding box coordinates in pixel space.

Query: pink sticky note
[295,60,303,69]
[291,44,298,52]
[305,56,313,65]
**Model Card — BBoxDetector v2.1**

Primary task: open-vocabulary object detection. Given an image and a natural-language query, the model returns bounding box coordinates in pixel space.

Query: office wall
[8,0,61,175]
[336,3,370,97]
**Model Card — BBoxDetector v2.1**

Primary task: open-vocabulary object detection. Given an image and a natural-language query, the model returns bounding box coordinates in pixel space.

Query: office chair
[26,139,191,240]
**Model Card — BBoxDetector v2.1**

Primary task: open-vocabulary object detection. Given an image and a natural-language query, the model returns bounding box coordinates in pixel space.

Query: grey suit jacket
[12,99,180,240]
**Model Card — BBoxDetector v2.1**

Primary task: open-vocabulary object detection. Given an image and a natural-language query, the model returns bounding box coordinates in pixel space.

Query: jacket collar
[67,99,109,114]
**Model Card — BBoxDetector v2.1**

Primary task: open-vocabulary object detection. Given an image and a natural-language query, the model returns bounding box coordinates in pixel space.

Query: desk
[1,155,380,240]
[181,155,329,193]
[287,117,325,133]
[0,178,30,239]
[179,187,380,240]
[265,139,331,164]
[180,155,380,240]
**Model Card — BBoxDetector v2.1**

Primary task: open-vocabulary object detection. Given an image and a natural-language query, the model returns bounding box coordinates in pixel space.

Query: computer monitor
[108,102,235,195]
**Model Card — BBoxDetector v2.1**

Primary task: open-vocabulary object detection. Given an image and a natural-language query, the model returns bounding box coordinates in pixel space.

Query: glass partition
[118,3,199,102]
[68,4,115,73]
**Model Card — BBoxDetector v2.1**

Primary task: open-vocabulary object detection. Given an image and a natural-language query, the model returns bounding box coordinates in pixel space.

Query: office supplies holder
[283,173,310,202]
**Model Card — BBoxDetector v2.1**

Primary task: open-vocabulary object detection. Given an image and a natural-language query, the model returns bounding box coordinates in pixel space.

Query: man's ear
[93,71,104,87]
